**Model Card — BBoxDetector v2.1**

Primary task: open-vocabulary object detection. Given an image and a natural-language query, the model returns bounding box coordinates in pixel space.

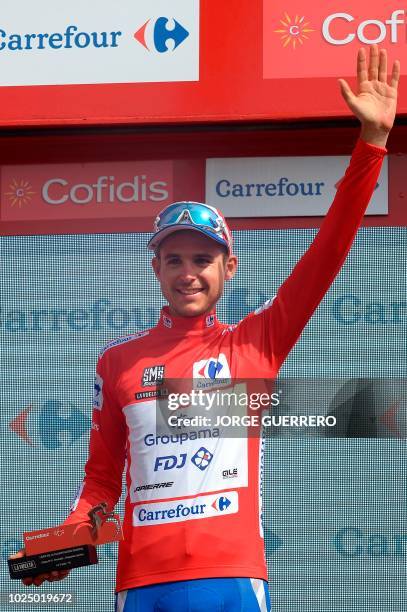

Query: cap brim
[147,225,230,253]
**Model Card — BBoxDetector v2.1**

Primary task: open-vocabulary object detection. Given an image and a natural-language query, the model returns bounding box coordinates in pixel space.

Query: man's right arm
[63,353,126,526]
[11,352,126,587]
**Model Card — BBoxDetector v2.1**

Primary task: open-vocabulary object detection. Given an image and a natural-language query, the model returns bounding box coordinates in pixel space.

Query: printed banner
[1,160,174,221]
[206,156,388,217]
[0,0,199,86]
[264,2,407,78]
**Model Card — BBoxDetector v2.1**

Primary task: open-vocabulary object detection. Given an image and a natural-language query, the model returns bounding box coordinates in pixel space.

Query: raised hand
[338,44,400,147]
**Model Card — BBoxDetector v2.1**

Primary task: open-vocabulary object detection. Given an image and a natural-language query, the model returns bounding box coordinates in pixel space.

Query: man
[12,45,399,611]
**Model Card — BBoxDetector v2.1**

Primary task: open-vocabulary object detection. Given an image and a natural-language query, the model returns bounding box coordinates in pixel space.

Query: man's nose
[177,262,197,281]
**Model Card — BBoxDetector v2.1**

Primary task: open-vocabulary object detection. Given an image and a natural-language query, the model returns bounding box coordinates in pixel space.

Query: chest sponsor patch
[133,491,238,526]
[142,365,165,387]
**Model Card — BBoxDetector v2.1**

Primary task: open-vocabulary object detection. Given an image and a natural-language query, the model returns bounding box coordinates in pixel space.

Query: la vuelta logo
[134,17,189,52]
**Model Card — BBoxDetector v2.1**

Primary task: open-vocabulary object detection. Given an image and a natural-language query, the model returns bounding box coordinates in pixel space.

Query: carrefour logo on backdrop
[0,18,189,53]
[0,1,199,87]
[9,401,90,450]
[135,17,189,52]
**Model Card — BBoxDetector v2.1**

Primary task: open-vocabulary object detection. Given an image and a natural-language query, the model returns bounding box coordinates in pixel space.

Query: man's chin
[170,301,210,318]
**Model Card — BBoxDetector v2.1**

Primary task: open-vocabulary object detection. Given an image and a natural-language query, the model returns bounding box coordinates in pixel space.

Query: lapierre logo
[142,365,165,387]
[134,491,239,526]
[134,17,189,52]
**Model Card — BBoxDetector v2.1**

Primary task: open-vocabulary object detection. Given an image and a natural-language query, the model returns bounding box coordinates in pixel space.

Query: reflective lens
[155,203,223,235]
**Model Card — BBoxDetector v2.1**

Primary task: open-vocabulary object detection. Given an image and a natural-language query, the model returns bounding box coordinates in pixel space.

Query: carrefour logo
[134,17,189,52]
[9,401,90,450]
[0,25,122,52]
[134,491,239,526]
[0,1,199,87]
[0,18,189,53]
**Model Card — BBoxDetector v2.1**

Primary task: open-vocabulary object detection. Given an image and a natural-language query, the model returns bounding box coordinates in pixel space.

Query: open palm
[339,45,400,133]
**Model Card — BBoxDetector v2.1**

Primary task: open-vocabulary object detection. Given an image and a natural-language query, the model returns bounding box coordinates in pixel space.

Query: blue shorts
[115,577,271,611]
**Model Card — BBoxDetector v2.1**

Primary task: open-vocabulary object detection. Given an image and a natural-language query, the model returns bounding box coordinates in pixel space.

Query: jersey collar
[158,306,220,333]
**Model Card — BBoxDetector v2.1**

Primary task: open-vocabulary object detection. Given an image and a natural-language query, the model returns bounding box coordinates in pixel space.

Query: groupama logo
[134,17,189,52]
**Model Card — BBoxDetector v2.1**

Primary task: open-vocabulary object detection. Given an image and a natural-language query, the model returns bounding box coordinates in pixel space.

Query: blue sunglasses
[148,202,232,253]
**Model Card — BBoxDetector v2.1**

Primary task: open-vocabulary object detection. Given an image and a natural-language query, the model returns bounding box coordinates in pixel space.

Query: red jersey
[64,139,385,591]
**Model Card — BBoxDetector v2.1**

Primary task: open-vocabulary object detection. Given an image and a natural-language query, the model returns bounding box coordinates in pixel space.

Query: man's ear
[225,255,238,281]
[151,256,160,279]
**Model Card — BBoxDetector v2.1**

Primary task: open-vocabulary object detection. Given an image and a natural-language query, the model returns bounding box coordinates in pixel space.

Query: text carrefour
[0,25,122,52]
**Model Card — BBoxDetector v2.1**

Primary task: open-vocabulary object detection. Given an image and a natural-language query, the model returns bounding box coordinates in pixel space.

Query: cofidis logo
[1,160,174,222]
[264,2,407,78]
[0,0,199,86]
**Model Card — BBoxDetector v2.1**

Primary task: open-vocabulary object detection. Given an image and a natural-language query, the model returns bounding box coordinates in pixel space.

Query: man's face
[151,230,238,318]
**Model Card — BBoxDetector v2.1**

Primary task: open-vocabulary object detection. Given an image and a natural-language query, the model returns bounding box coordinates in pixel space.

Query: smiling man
[12,45,400,612]
[151,215,237,318]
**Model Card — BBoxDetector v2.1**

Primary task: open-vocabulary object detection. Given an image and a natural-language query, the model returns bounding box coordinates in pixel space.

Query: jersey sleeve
[235,138,386,372]
[62,352,126,525]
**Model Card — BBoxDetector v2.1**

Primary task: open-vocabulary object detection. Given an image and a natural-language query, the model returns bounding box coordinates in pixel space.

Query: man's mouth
[177,288,203,295]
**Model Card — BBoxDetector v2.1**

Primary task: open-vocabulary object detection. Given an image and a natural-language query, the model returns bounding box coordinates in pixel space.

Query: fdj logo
[134,17,189,52]
[154,448,214,472]
[154,454,187,471]
[191,447,213,471]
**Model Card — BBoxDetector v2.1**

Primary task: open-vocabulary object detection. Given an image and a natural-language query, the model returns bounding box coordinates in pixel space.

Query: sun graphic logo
[274,13,315,49]
[5,179,35,208]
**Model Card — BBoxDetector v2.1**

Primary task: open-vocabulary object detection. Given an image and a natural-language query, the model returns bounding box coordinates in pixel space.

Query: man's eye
[196,257,210,264]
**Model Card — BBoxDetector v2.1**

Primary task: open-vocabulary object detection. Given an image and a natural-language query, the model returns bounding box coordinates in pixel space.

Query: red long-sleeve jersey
[64,139,386,591]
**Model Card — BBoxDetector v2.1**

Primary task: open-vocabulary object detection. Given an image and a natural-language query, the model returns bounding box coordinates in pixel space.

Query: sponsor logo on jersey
[162,314,172,328]
[153,448,214,472]
[133,491,239,526]
[205,314,215,327]
[142,365,165,387]
[135,388,168,400]
[211,496,232,512]
[222,467,238,479]
[93,372,103,410]
[192,353,231,388]
[98,330,149,357]
[134,481,173,492]
[144,427,220,447]
[154,453,187,471]
[191,447,213,471]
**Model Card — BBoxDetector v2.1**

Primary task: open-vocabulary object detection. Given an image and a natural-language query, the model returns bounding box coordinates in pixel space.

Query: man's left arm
[239,45,400,370]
